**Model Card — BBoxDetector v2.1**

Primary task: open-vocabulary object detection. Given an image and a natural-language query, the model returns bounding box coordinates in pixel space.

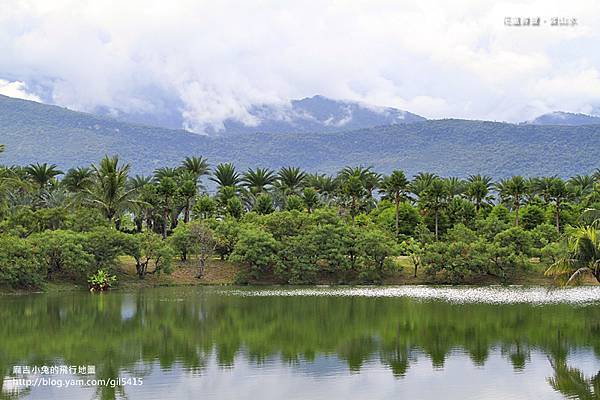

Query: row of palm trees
[1,155,599,237]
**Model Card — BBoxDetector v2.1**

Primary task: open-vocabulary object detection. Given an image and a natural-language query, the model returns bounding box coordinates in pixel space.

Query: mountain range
[525,111,600,126]
[0,94,598,179]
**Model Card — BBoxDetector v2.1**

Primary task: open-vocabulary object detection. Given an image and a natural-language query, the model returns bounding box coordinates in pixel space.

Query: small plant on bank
[88,269,117,292]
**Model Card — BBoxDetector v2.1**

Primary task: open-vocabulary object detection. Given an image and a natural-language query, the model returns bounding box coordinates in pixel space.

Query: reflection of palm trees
[548,357,600,399]
[501,342,531,371]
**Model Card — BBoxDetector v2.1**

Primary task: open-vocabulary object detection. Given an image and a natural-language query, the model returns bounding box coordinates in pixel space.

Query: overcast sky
[1,0,599,132]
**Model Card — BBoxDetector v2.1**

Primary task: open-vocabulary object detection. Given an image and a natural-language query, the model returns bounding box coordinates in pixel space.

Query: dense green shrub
[0,235,43,288]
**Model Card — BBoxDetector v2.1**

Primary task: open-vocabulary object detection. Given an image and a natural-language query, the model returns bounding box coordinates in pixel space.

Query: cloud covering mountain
[1,1,600,133]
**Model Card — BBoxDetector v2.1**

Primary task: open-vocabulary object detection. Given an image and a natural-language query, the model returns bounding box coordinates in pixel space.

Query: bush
[374,203,422,238]
[521,205,545,230]
[29,230,94,280]
[494,227,533,256]
[0,235,43,288]
[230,226,280,280]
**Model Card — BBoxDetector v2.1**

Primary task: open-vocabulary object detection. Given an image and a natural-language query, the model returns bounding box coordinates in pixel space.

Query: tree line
[0,146,599,288]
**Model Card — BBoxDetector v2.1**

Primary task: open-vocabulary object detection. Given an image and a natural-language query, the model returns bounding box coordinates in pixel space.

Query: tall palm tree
[342,175,365,224]
[420,178,448,240]
[592,168,600,183]
[210,163,241,189]
[305,173,337,204]
[62,167,93,192]
[444,177,465,200]
[85,155,137,228]
[410,172,438,198]
[178,170,199,223]
[531,176,556,204]
[379,170,411,235]
[276,166,306,196]
[545,226,600,284]
[242,167,277,195]
[153,167,179,182]
[549,178,572,232]
[157,176,178,238]
[496,176,528,226]
[181,156,210,182]
[465,174,493,212]
[25,163,63,189]
[568,174,595,200]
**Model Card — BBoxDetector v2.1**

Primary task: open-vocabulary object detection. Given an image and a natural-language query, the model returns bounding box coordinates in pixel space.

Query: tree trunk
[184,199,191,223]
[197,257,206,278]
[434,210,439,240]
[395,196,400,235]
[515,201,520,226]
[162,208,168,239]
[555,200,561,233]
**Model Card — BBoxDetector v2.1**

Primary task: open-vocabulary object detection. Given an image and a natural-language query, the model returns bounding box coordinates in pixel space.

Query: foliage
[88,269,117,291]
[0,235,43,288]
[128,231,174,279]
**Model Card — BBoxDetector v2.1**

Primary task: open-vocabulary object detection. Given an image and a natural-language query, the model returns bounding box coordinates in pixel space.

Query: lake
[1,286,599,399]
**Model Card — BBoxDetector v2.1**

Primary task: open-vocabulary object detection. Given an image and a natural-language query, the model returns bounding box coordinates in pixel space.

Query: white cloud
[0,79,41,102]
[0,0,599,131]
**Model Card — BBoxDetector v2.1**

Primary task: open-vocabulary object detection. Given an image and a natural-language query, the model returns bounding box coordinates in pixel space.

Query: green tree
[379,170,411,235]
[129,231,174,279]
[85,155,137,228]
[546,226,600,284]
[25,163,63,189]
[230,226,280,280]
[210,163,241,189]
[465,174,493,212]
[496,176,528,226]
[242,167,277,195]
[420,178,448,240]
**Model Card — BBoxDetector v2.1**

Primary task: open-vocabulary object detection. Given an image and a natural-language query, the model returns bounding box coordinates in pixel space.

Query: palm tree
[465,174,493,212]
[157,176,178,238]
[242,167,277,195]
[276,166,306,196]
[545,226,600,284]
[85,155,137,228]
[420,178,448,240]
[305,173,337,204]
[379,170,411,235]
[301,187,319,213]
[444,177,465,200]
[62,167,93,192]
[531,176,556,204]
[210,163,241,189]
[25,163,63,189]
[128,175,153,190]
[549,178,572,232]
[410,172,438,198]
[496,176,528,226]
[593,168,600,183]
[178,170,199,223]
[153,167,179,181]
[342,175,365,224]
[0,144,4,153]
[181,156,210,182]
[568,174,595,201]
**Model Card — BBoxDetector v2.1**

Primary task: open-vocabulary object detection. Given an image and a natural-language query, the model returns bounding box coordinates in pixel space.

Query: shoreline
[2,255,597,296]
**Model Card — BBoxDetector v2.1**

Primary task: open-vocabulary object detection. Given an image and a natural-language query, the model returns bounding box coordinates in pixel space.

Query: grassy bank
[3,256,597,295]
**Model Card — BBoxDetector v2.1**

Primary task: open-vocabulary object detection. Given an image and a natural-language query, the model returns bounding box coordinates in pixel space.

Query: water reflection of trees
[0,289,598,399]
[548,358,600,399]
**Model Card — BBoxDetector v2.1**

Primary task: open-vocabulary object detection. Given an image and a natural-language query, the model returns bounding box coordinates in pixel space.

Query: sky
[1,0,599,132]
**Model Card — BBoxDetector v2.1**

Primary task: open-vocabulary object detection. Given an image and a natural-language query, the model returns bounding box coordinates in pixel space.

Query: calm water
[1,286,599,400]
